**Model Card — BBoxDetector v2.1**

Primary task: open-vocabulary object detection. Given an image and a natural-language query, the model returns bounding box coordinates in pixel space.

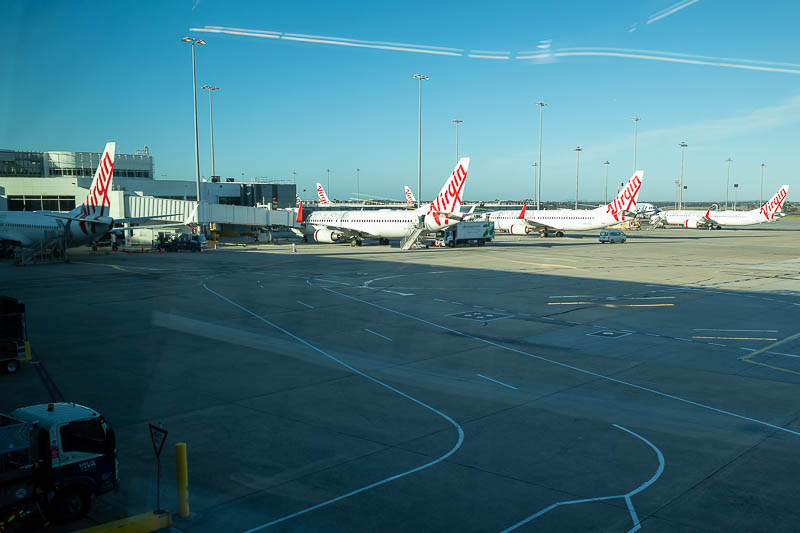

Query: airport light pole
[182,37,206,203]
[725,157,732,209]
[532,163,538,204]
[679,141,688,209]
[201,85,219,180]
[356,168,360,202]
[412,74,429,204]
[326,168,331,201]
[733,183,739,210]
[574,146,582,209]
[292,171,296,185]
[603,160,610,205]
[632,116,641,172]
[674,179,680,209]
[452,119,463,163]
[536,102,548,210]
[760,163,766,206]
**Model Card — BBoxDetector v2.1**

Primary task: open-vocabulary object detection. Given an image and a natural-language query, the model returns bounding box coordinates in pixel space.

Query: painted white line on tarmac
[296,300,314,309]
[324,288,800,438]
[476,373,518,390]
[501,423,664,532]
[201,283,464,533]
[708,343,727,347]
[364,329,392,342]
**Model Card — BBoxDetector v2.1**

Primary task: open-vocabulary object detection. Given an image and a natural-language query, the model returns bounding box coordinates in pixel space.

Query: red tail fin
[296,202,304,223]
[518,204,527,219]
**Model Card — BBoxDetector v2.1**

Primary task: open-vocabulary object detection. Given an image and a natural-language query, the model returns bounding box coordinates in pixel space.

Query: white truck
[435,221,494,247]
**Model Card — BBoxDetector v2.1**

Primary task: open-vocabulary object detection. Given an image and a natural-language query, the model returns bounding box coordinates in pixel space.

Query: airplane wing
[312,223,381,240]
[519,218,560,233]
[44,213,113,223]
[0,233,31,247]
[114,215,182,223]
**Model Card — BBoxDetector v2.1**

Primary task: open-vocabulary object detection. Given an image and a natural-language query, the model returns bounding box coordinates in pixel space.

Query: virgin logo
[405,189,414,202]
[79,152,113,234]
[760,188,787,219]
[317,185,328,203]
[428,164,467,225]
[606,175,642,221]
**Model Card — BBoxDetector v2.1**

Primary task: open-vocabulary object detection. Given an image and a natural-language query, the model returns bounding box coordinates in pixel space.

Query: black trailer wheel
[5,359,19,373]
[53,487,91,523]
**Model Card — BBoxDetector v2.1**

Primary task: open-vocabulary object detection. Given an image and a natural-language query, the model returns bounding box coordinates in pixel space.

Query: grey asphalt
[2,219,799,532]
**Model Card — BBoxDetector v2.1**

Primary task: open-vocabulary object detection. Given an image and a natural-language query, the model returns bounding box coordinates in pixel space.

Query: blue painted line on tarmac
[364,328,392,342]
[325,287,800,438]
[476,373,518,390]
[200,282,464,533]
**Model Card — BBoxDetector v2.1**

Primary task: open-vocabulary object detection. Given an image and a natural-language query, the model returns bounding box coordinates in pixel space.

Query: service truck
[0,403,118,530]
[435,221,494,247]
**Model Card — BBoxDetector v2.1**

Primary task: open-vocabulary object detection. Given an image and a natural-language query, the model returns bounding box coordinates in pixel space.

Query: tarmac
[2,219,800,532]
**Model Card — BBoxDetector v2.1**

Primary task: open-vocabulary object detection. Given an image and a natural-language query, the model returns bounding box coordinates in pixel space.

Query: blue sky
[1,1,799,203]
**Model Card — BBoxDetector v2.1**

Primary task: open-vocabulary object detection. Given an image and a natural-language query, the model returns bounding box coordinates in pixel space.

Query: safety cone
[292,243,297,253]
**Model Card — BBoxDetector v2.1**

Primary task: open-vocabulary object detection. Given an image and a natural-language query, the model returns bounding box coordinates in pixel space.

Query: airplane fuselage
[488,208,621,232]
[304,208,449,239]
[663,209,779,228]
[0,210,112,250]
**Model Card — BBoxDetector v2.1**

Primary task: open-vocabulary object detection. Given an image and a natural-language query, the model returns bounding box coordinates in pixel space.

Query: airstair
[400,218,428,250]
[13,233,67,266]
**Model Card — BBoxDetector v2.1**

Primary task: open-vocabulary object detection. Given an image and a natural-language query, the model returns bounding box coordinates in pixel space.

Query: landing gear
[350,239,362,247]
[379,238,390,245]
[555,231,565,237]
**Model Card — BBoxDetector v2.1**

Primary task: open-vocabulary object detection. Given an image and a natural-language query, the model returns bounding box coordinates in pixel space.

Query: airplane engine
[508,223,533,235]
[313,229,344,243]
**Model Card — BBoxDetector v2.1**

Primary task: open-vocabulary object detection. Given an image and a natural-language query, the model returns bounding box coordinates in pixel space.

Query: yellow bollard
[175,442,189,518]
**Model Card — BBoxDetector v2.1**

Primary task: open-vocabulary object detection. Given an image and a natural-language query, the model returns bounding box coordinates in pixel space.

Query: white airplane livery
[316,182,331,205]
[0,142,177,256]
[404,186,417,205]
[483,171,644,236]
[297,158,470,245]
[659,185,790,229]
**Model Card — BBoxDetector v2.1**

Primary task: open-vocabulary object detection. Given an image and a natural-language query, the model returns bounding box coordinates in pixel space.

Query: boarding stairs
[13,233,67,266]
[400,220,427,250]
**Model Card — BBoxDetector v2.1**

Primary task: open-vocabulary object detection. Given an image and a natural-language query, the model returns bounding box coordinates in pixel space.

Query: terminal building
[0,146,296,212]
[0,145,299,245]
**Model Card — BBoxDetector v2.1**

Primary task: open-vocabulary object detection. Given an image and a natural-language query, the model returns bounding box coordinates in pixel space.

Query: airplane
[316,182,332,205]
[404,185,417,205]
[656,185,790,229]
[480,170,644,237]
[296,157,470,246]
[0,142,177,257]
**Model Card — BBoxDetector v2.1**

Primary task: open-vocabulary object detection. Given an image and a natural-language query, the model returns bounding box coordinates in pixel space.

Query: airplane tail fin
[73,142,115,218]
[316,183,331,205]
[296,201,304,223]
[518,204,527,219]
[758,185,790,219]
[404,185,417,204]
[605,170,643,221]
[423,158,470,221]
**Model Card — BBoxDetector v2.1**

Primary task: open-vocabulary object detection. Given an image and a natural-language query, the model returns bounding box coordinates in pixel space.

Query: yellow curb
[75,511,171,532]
